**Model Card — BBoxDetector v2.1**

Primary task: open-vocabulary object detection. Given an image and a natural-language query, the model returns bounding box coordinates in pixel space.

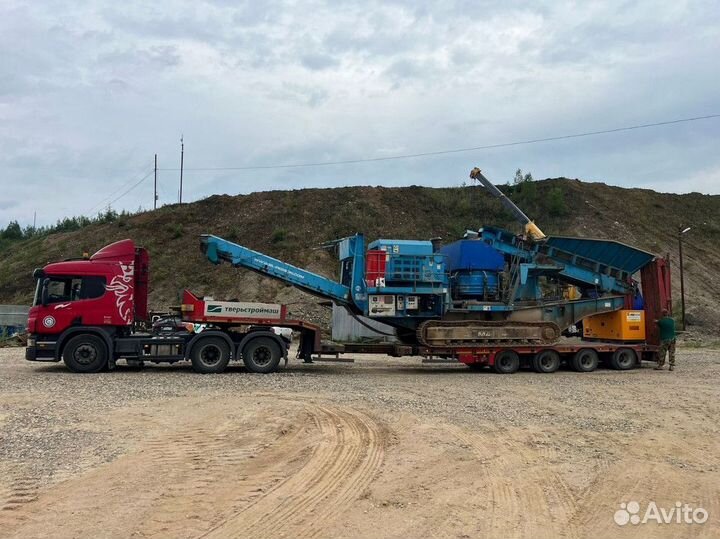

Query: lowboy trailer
[317,339,660,373]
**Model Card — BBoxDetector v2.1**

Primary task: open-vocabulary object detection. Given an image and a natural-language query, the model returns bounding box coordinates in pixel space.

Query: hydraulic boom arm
[470,167,546,240]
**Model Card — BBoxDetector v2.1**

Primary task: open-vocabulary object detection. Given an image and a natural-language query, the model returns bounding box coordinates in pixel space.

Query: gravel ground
[1,347,719,538]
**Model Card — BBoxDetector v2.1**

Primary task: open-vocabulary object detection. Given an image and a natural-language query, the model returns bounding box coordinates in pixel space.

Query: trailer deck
[317,337,659,372]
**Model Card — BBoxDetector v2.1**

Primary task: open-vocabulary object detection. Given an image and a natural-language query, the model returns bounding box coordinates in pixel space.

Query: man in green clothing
[655,309,677,371]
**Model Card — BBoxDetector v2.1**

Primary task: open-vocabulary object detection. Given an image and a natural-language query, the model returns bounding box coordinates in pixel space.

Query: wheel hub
[253,347,271,366]
[74,344,97,365]
[200,345,221,366]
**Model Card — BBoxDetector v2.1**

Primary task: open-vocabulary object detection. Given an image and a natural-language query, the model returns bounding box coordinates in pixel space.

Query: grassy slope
[1,179,719,330]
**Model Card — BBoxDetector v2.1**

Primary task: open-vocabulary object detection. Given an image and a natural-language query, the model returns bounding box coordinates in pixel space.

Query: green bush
[0,221,22,240]
[169,223,184,239]
[547,187,567,217]
[510,168,537,204]
[227,227,240,242]
[271,228,287,244]
[0,206,130,253]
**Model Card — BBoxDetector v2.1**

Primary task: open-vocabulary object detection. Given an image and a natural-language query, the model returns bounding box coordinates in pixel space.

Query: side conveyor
[200,235,352,305]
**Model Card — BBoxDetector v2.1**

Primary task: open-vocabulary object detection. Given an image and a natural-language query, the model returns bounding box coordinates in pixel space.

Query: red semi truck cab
[26,239,319,373]
[28,239,148,340]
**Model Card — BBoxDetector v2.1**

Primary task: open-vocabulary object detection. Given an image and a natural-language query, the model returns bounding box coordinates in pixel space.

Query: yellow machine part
[563,285,581,300]
[583,309,646,341]
[523,221,546,241]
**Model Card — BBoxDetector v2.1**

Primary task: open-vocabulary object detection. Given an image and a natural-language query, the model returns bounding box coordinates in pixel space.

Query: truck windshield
[40,276,107,305]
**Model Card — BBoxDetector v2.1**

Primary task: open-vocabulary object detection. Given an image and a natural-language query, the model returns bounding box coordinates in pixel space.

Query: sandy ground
[0,347,718,539]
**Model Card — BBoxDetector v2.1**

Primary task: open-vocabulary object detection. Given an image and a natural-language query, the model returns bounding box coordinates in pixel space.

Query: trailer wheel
[63,334,108,373]
[571,349,599,372]
[492,350,520,374]
[610,347,637,370]
[190,337,231,374]
[242,337,282,374]
[532,349,561,373]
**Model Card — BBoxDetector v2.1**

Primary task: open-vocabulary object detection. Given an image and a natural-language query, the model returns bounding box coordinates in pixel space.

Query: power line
[87,168,154,214]
[87,162,154,214]
[105,169,154,210]
[157,113,720,173]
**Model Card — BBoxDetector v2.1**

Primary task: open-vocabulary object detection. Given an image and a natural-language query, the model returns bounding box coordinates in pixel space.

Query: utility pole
[33,211,36,229]
[179,135,184,204]
[154,153,158,210]
[678,225,692,330]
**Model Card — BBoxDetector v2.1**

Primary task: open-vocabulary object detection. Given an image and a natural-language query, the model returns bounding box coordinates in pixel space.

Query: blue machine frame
[200,223,656,335]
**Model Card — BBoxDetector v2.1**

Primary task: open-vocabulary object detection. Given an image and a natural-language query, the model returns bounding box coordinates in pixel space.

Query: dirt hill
[1,179,719,334]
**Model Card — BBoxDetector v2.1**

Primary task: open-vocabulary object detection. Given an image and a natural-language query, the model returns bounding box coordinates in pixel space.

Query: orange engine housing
[583,309,646,342]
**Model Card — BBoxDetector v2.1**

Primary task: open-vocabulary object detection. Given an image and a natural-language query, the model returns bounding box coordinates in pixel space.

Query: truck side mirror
[41,278,50,306]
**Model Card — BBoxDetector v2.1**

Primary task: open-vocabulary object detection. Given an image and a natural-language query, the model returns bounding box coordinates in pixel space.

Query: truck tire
[610,347,637,370]
[492,350,520,374]
[62,334,108,373]
[190,337,231,374]
[571,349,599,372]
[532,350,561,373]
[242,337,282,374]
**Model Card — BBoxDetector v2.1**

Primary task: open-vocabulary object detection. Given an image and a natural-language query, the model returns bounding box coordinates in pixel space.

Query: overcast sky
[1,0,719,227]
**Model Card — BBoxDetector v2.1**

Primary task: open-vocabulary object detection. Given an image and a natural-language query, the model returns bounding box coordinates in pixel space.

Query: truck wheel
[242,337,282,374]
[571,349,599,372]
[610,347,637,370]
[63,334,108,373]
[492,350,520,374]
[532,350,561,373]
[190,337,231,374]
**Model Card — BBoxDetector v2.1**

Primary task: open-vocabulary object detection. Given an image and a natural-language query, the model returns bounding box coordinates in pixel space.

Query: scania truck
[26,239,320,373]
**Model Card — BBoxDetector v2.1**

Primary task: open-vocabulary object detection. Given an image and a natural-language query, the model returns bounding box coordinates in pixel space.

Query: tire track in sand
[0,401,304,539]
[200,403,386,539]
[445,424,580,539]
[137,418,306,538]
[0,470,39,513]
[0,463,42,532]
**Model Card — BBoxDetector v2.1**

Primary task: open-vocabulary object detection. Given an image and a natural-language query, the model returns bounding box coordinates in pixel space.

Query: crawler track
[417,319,562,348]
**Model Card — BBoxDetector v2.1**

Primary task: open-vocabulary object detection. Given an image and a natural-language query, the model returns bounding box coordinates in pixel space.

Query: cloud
[0,200,18,211]
[300,53,339,71]
[0,0,718,228]
[668,164,720,194]
[385,58,427,80]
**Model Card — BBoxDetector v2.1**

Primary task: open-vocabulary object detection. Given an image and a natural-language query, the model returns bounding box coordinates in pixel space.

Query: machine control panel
[369,295,396,316]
